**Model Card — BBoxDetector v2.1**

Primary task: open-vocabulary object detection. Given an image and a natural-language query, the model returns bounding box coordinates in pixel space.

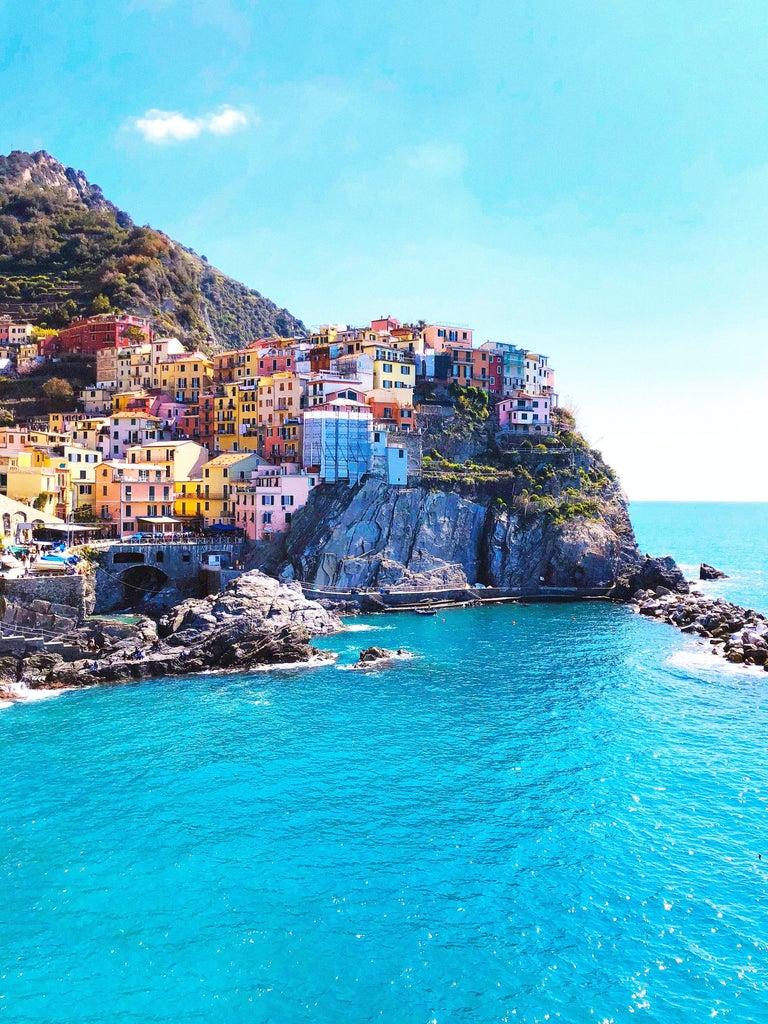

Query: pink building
[370,316,401,334]
[421,324,473,351]
[496,393,552,435]
[149,394,190,433]
[234,464,317,542]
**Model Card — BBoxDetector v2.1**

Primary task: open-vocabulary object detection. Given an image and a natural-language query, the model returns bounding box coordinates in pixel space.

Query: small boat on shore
[416,608,437,616]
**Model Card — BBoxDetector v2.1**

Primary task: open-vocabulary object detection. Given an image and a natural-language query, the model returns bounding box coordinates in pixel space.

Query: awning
[43,524,99,533]
[136,516,181,525]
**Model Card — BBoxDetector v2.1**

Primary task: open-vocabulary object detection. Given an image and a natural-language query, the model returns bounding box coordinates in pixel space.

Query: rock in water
[700,562,729,580]
[354,646,411,668]
[612,555,689,600]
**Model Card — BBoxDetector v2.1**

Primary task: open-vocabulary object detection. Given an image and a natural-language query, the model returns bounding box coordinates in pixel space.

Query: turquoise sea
[2,502,768,1023]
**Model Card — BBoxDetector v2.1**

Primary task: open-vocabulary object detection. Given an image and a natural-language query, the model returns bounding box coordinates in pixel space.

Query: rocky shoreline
[0,571,342,702]
[2,552,765,705]
[628,588,768,668]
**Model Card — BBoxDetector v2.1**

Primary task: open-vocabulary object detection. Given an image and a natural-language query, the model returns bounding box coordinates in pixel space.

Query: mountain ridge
[0,150,306,349]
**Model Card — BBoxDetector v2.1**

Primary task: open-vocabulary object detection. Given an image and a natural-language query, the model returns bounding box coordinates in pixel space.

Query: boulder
[700,563,729,581]
[613,556,689,600]
[354,646,411,668]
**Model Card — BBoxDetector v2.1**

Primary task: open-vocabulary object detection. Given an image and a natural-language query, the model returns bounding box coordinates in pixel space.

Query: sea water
[2,503,768,1023]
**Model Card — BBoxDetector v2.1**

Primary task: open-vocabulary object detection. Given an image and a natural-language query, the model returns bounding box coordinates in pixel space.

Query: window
[262,512,272,524]
[125,504,132,516]
[262,495,275,506]
[281,495,294,507]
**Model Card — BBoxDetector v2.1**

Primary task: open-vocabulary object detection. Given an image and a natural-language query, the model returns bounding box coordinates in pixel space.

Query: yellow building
[213,383,240,450]
[174,478,204,524]
[157,351,214,404]
[116,343,152,392]
[4,448,69,518]
[212,384,262,454]
[195,451,265,526]
[361,343,416,391]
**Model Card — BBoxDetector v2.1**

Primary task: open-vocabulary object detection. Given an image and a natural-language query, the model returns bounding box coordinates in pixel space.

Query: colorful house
[496,393,552,435]
[421,324,473,351]
[97,440,207,536]
[365,387,415,432]
[361,343,416,391]
[234,464,317,542]
[197,451,266,526]
[43,315,152,357]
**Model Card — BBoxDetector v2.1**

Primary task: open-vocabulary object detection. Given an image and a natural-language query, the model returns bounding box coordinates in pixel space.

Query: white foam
[337,650,416,671]
[666,649,766,679]
[0,683,78,708]
[246,654,338,673]
[343,623,382,633]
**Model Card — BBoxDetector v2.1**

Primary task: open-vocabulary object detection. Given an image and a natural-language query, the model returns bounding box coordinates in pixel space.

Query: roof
[205,451,263,467]
[111,412,160,421]
[0,493,64,527]
[131,440,198,448]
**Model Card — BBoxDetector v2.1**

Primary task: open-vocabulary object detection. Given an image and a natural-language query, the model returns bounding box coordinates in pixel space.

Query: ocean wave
[343,623,382,632]
[666,649,767,678]
[247,654,338,673]
[0,683,78,709]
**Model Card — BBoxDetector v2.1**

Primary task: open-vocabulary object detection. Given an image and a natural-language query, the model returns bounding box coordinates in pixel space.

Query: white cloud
[129,105,254,145]
[207,107,249,136]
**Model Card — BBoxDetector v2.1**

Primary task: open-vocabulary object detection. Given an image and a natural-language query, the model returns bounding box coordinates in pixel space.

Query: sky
[1,0,767,501]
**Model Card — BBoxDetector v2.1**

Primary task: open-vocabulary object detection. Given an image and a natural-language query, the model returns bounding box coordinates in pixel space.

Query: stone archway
[118,564,171,608]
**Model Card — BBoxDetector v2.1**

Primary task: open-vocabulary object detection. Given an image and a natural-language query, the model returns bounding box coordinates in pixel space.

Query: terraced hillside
[0,150,305,349]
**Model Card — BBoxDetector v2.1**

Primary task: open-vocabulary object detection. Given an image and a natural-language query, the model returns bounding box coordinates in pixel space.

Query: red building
[42,315,153,357]
[262,421,302,463]
[448,346,503,395]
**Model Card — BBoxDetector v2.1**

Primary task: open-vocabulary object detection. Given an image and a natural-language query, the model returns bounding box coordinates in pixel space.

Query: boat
[416,608,437,616]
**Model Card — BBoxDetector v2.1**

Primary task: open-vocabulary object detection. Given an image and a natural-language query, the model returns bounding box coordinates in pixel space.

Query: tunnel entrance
[118,564,171,608]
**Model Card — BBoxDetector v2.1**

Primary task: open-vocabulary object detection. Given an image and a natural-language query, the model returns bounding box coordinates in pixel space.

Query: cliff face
[283,474,641,593]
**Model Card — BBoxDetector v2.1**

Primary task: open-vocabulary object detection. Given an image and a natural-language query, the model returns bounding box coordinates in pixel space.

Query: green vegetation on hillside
[0,150,305,348]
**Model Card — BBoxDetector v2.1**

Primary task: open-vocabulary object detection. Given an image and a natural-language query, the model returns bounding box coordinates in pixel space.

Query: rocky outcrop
[628,589,768,669]
[611,555,690,600]
[700,562,729,581]
[1,570,341,698]
[352,646,412,669]
[284,477,641,594]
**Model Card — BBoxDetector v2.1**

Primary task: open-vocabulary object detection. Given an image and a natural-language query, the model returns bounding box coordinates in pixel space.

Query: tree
[91,292,111,314]
[0,407,14,426]
[122,325,146,344]
[42,377,75,410]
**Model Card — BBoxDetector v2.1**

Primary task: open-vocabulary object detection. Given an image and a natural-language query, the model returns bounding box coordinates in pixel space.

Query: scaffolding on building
[302,408,373,485]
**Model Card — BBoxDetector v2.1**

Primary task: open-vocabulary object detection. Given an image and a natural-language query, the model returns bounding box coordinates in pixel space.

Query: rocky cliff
[283,463,641,594]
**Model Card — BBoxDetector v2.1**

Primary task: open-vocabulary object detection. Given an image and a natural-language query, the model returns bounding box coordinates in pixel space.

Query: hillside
[0,150,305,349]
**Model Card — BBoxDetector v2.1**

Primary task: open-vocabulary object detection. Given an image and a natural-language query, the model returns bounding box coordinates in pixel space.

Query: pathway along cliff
[282,437,641,594]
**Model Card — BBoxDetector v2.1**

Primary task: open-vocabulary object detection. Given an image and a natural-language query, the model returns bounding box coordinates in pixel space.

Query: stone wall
[0,573,94,634]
